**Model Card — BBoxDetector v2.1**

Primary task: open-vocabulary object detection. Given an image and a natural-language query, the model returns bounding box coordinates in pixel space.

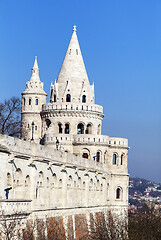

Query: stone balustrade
[0,200,31,216]
[45,134,128,148]
[42,102,103,114]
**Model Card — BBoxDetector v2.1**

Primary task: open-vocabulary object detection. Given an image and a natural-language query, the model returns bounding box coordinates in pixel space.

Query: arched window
[54,95,56,102]
[89,179,93,189]
[45,119,51,128]
[96,151,100,162]
[7,173,12,186]
[23,98,25,106]
[59,179,62,189]
[77,123,84,134]
[65,123,70,134]
[36,98,38,105]
[116,187,122,199]
[29,99,31,105]
[97,124,101,135]
[66,94,71,102]
[25,175,30,187]
[58,123,62,133]
[121,154,124,165]
[52,174,57,187]
[82,153,88,159]
[113,154,117,165]
[82,95,86,103]
[86,123,92,134]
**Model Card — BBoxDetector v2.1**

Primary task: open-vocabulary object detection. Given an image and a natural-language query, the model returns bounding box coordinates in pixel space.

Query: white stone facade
[0,26,129,227]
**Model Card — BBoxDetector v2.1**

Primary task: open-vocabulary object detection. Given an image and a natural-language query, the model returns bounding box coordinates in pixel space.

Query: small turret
[21,57,47,143]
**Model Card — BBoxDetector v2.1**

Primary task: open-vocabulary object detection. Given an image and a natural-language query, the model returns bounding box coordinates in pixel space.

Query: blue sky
[0,0,161,182]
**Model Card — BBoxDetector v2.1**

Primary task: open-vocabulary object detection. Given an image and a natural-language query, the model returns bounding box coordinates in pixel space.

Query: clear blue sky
[0,0,161,182]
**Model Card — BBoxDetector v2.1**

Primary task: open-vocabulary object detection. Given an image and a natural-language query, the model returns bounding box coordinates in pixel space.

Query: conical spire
[33,56,39,69]
[30,56,40,81]
[23,56,47,96]
[57,26,90,85]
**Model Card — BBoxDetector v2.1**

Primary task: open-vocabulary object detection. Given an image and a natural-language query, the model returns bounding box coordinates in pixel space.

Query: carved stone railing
[42,102,103,114]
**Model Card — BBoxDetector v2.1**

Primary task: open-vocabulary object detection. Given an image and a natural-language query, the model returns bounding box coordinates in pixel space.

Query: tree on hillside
[0,97,21,137]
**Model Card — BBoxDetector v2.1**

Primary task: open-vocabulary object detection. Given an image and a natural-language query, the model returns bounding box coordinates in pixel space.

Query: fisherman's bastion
[0,26,129,238]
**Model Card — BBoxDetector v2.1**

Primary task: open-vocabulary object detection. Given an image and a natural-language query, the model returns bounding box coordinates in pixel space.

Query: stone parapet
[44,133,129,148]
[42,102,103,114]
[0,200,31,216]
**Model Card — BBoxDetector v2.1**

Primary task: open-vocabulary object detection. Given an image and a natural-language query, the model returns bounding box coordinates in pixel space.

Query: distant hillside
[129,177,161,197]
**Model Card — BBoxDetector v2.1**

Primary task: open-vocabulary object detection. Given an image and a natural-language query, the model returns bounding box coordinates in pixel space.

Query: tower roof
[57,26,90,85]
[22,56,47,96]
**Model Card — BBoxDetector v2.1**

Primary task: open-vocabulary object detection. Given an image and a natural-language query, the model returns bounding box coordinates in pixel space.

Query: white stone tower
[41,26,104,154]
[21,56,47,143]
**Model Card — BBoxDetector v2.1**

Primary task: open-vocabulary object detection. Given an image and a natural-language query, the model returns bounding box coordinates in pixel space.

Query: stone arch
[45,119,51,128]
[116,187,123,200]
[97,124,101,135]
[96,179,100,190]
[67,175,73,189]
[37,171,45,204]
[7,172,12,187]
[104,150,108,163]
[66,94,71,102]
[89,178,93,190]
[24,175,30,199]
[14,168,23,199]
[52,174,57,187]
[96,150,102,163]
[58,122,63,134]
[82,95,86,103]
[121,153,125,165]
[113,153,118,165]
[59,179,63,189]
[82,148,90,159]
[65,123,70,134]
[77,123,85,134]
[77,177,81,189]
[85,123,92,134]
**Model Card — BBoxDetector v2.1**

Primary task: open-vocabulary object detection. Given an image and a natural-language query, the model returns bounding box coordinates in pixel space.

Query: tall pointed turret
[23,56,46,95]
[51,26,94,103]
[57,25,89,85]
[21,56,47,143]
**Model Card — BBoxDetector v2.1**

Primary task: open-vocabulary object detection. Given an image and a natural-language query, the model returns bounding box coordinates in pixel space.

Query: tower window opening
[97,124,101,135]
[29,99,31,105]
[77,123,84,134]
[36,99,38,105]
[65,123,70,134]
[69,49,71,55]
[76,49,78,55]
[82,153,88,159]
[45,119,51,128]
[113,154,117,165]
[86,123,92,134]
[96,151,100,162]
[58,123,63,134]
[66,94,71,102]
[116,188,121,199]
[82,95,86,103]
[35,126,37,130]
[54,95,56,102]
[121,154,124,165]
[23,98,25,106]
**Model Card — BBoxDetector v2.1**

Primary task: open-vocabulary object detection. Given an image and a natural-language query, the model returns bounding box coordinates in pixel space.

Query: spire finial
[33,56,39,69]
[73,25,77,32]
